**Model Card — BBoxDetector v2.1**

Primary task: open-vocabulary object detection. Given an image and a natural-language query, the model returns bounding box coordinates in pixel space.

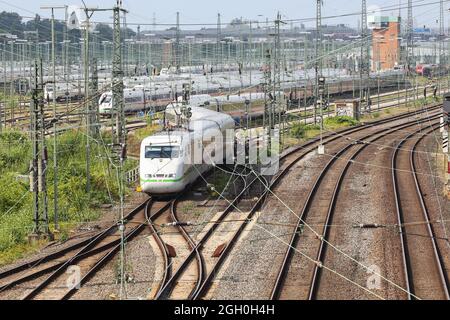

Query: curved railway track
[392,125,450,300]
[0,199,159,299]
[270,111,447,300]
[0,201,148,293]
[154,167,260,300]
[155,105,444,300]
[0,104,444,300]
[147,196,204,299]
[306,117,442,300]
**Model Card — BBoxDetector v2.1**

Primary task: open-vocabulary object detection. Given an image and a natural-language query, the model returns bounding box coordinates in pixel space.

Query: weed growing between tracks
[0,129,137,266]
[289,115,358,142]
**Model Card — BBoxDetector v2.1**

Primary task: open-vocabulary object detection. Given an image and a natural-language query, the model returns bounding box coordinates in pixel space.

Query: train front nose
[140,177,185,194]
[140,157,184,194]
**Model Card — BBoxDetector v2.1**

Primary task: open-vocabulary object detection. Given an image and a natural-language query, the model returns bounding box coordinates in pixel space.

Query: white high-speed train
[98,86,168,115]
[139,105,235,194]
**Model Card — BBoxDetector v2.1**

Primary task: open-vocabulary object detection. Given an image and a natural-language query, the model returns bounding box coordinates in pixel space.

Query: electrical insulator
[38,160,43,192]
[29,161,35,192]
[120,144,127,161]
[42,146,48,163]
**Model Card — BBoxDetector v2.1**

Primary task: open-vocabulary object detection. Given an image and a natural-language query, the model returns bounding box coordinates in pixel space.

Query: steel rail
[193,109,440,299]
[169,197,205,299]
[391,124,449,300]
[0,104,442,298]
[270,114,441,300]
[20,200,155,300]
[155,170,249,299]
[146,199,176,298]
[60,199,174,300]
[307,118,441,300]
[410,126,450,299]
[0,201,149,281]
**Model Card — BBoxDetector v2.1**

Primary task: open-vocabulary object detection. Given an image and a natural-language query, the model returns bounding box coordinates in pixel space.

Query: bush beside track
[0,130,137,266]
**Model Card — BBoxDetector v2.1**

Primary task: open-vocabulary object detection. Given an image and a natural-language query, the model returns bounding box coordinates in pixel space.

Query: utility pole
[123,11,128,76]
[9,39,14,128]
[217,13,221,68]
[30,60,41,239]
[405,0,413,109]
[274,12,286,144]
[263,48,272,132]
[41,5,66,231]
[175,12,180,72]
[315,0,323,125]
[439,0,444,93]
[315,0,325,154]
[82,0,128,299]
[360,0,370,113]
[90,58,99,137]
[29,59,51,241]
[82,5,94,193]
[113,4,127,148]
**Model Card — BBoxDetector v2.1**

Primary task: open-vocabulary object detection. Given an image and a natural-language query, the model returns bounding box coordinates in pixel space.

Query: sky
[0,0,446,31]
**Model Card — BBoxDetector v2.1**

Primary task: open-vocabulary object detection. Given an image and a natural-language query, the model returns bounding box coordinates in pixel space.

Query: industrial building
[369,15,401,71]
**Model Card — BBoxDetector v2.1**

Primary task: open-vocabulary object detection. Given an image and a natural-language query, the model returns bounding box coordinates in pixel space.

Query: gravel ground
[208,150,330,299]
[414,132,450,283]
[315,128,413,300]
[206,116,437,300]
[71,235,156,300]
[2,112,444,300]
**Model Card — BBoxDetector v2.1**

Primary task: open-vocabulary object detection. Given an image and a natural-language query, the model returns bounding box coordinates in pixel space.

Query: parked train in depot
[415,64,448,78]
[139,105,235,194]
[99,69,405,115]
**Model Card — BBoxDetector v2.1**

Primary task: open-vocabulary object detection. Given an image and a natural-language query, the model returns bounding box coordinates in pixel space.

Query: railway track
[147,196,203,299]
[0,104,444,300]
[0,200,152,299]
[155,104,444,300]
[269,111,446,300]
[392,125,450,300]
[153,167,265,300]
[1,85,444,138]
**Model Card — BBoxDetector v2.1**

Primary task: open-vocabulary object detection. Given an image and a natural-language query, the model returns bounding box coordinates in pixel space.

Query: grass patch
[289,122,321,139]
[179,201,203,217]
[0,129,137,266]
[208,169,234,196]
[323,116,359,130]
[128,124,161,157]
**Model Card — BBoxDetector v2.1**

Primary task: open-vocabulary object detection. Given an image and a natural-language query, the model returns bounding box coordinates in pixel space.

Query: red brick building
[368,16,400,71]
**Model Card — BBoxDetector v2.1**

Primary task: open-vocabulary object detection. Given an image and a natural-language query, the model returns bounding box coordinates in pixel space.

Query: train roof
[165,103,234,122]
[141,131,187,146]
[141,104,235,146]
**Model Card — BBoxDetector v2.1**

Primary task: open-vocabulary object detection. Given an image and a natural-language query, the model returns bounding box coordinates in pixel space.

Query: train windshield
[145,145,180,159]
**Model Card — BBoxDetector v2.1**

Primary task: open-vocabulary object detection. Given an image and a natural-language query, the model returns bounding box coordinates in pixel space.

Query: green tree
[0,11,24,38]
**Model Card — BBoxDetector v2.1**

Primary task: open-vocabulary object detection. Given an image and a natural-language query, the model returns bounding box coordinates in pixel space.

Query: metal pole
[84,12,91,193]
[31,60,40,235]
[315,0,322,125]
[41,6,68,230]
[51,8,59,230]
